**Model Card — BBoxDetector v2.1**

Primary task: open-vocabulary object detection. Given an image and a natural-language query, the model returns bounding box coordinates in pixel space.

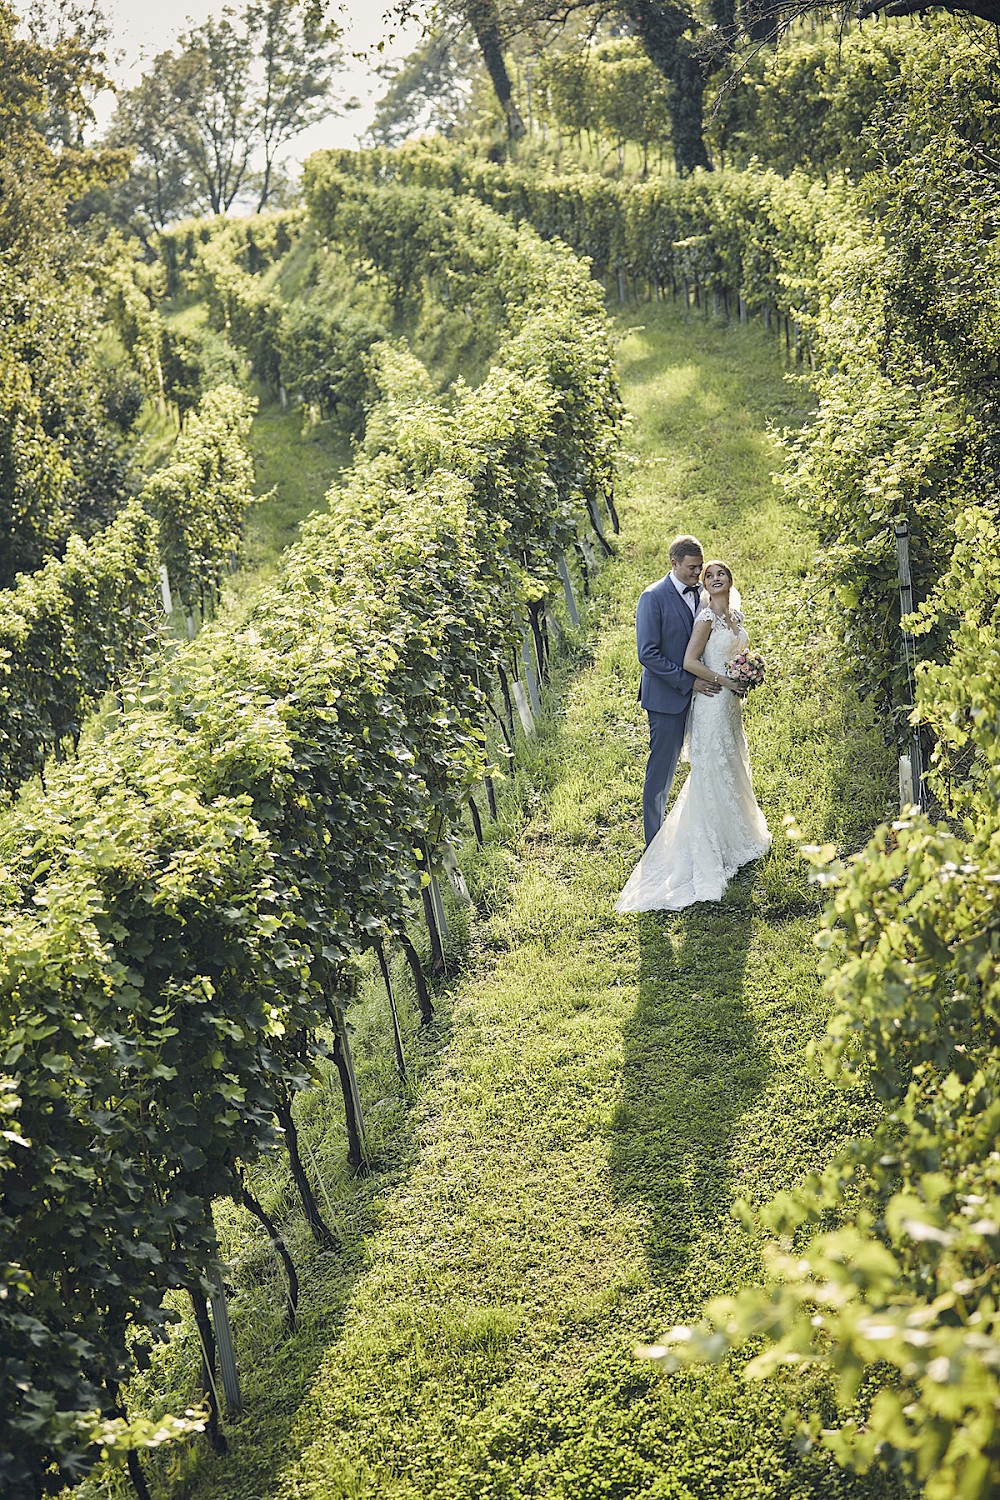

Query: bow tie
[683,585,699,595]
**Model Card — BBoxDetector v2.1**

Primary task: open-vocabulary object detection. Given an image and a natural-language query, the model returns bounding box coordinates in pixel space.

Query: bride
[615,561,770,912]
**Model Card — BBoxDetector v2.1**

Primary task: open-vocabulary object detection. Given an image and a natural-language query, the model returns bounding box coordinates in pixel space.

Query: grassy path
[143,305,898,1500]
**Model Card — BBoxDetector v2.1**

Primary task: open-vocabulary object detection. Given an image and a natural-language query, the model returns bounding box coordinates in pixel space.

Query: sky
[91,0,425,159]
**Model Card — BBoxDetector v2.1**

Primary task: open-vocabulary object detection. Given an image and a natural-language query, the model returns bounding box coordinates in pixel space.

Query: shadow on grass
[608,872,767,1295]
[614,305,808,431]
[135,991,455,1500]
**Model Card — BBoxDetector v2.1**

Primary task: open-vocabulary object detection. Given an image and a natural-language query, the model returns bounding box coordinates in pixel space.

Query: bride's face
[704,565,731,595]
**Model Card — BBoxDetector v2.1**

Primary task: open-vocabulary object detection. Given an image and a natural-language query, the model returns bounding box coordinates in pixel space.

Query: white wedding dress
[616,608,771,912]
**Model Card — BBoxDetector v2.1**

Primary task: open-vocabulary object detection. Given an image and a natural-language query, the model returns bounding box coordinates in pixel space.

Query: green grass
[83,302,902,1500]
[157,293,355,582]
[148,393,350,642]
[242,401,352,577]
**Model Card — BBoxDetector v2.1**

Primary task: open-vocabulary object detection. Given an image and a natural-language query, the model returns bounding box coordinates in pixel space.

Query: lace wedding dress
[616,608,771,912]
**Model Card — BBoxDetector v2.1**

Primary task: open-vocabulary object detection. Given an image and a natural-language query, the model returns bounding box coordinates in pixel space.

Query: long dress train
[616,608,770,912]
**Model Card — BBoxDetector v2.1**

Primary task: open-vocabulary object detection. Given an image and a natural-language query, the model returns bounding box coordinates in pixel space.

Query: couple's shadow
[608,873,766,1300]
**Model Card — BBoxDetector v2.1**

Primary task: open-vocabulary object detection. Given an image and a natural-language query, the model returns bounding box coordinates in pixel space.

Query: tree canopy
[105,0,345,232]
[0,0,141,582]
[385,0,1000,171]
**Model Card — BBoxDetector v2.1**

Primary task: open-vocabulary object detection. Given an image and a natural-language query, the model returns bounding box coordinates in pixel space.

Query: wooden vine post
[558,553,581,625]
[208,1260,242,1416]
[376,940,407,1079]
[329,1005,369,1168]
[893,516,924,810]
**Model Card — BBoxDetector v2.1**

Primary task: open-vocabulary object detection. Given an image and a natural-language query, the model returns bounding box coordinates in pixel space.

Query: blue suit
[636,575,698,846]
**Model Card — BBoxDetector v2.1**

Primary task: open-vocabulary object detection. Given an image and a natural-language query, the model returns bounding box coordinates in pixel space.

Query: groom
[637,534,720,846]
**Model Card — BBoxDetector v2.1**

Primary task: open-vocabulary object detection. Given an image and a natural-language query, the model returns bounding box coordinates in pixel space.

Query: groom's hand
[693,679,722,696]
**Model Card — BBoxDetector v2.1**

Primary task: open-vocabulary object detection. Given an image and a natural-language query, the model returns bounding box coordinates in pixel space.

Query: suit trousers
[643,707,689,847]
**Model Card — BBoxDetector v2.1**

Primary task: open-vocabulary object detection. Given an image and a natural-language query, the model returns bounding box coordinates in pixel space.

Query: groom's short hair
[669,534,703,563]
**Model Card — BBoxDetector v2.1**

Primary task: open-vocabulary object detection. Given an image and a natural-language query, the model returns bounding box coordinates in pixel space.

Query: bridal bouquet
[725,649,766,691]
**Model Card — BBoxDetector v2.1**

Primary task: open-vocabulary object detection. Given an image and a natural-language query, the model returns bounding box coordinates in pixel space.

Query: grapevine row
[0,502,160,796]
[0,189,623,1498]
[309,142,859,351]
[0,386,259,801]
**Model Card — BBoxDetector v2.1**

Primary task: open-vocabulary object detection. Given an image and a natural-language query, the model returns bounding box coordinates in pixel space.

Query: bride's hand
[700,673,741,695]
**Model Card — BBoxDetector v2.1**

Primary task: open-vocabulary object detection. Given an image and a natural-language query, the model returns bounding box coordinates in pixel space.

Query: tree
[617,2,711,171]
[103,59,195,238]
[0,0,122,247]
[0,3,140,579]
[386,0,1000,172]
[172,16,257,215]
[108,0,344,222]
[811,0,1000,25]
[21,0,110,147]
[368,31,479,145]
[409,0,526,140]
[466,0,527,137]
[249,0,345,208]
[389,0,714,170]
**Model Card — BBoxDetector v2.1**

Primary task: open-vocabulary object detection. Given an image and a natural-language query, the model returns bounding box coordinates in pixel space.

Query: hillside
[93,296,898,1500]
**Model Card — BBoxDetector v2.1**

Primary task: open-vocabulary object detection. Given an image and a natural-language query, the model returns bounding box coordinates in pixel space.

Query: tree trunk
[326,1001,367,1170]
[421,876,446,978]
[709,0,737,29]
[622,2,711,174]
[466,0,526,140]
[189,1283,226,1453]
[274,1092,336,1249]
[399,933,434,1023]
[126,1447,152,1500]
[237,1182,299,1330]
[744,0,779,41]
[107,1384,153,1500]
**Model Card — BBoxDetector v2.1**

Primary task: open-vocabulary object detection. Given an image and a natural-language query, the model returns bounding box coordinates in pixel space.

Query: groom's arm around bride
[636,534,719,847]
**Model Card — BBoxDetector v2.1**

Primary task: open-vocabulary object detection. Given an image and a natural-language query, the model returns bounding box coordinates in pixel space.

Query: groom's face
[673,553,703,586]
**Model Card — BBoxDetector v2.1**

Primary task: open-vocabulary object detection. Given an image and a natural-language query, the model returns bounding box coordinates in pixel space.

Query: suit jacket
[636,574,699,714]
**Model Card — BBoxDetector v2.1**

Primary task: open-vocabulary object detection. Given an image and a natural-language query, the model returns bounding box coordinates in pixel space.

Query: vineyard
[2,8,1000,1500]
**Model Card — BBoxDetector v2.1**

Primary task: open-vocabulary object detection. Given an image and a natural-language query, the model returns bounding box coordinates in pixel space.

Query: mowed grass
[241,401,352,576]
[100,304,902,1500]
